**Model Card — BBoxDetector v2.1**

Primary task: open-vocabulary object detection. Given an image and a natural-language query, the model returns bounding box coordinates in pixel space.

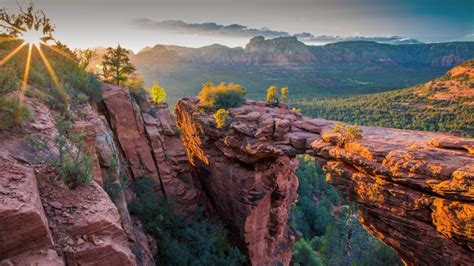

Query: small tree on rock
[101,45,136,86]
[333,122,363,147]
[150,81,167,104]
[266,86,279,104]
[281,87,288,102]
[214,108,230,128]
[266,86,289,106]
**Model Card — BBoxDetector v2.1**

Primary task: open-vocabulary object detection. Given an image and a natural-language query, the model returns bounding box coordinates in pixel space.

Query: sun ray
[16,43,33,122]
[35,45,68,100]
[42,44,77,61]
[0,42,27,66]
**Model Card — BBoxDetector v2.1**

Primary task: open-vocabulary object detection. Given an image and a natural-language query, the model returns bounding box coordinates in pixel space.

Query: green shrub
[130,178,246,265]
[30,115,93,189]
[198,82,246,109]
[0,65,21,95]
[0,95,33,129]
[54,116,93,188]
[292,239,323,266]
[57,154,93,188]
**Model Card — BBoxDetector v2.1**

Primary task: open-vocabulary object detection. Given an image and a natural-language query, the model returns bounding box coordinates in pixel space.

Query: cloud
[298,34,423,45]
[132,19,290,39]
[132,19,422,45]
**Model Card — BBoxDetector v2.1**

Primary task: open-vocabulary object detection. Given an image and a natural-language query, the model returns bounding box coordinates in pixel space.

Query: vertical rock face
[101,84,200,210]
[175,98,474,266]
[175,98,299,265]
[0,95,137,265]
[102,84,158,180]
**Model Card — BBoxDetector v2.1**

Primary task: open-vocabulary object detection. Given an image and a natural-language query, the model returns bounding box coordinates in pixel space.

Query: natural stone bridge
[175,97,474,266]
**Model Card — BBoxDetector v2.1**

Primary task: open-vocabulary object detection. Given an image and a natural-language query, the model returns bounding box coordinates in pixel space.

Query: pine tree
[101,45,136,86]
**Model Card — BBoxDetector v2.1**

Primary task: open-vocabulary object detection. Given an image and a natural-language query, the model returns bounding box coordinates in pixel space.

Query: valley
[90,37,474,105]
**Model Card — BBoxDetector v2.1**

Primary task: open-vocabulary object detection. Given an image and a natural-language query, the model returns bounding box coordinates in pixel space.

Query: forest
[290,156,401,265]
[290,87,473,137]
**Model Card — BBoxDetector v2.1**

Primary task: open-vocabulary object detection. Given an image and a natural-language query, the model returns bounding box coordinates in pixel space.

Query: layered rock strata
[175,97,474,265]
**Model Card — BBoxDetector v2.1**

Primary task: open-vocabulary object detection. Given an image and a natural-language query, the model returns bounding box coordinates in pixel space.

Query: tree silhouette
[0,3,55,43]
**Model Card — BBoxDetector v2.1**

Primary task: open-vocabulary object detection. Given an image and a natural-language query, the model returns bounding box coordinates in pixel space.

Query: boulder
[0,154,54,260]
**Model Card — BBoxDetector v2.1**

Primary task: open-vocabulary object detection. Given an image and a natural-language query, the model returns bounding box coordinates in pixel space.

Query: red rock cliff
[175,97,474,266]
[0,84,200,265]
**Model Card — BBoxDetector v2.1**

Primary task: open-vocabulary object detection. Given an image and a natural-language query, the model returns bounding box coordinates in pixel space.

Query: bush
[0,64,32,129]
[198,82,246,109]
[292,239,323,266]
[0,65,21,95]
[266,86,289,106]
[129,87,149,104]
[54,116,93,188]
[332,122,363,147]
[125,73,150,104]
[130,178,246,265]
[150,80,167,104]
[30,116,93,189]
[292,107,301,113]
[266,86,278,104]
[0,95,33,129]
[214,108,230,129]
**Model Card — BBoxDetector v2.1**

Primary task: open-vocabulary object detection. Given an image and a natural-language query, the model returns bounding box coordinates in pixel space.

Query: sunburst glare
[21,29,44,47]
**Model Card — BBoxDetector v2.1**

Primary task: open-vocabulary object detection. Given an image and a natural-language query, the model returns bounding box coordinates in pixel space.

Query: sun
[21,29,44,47]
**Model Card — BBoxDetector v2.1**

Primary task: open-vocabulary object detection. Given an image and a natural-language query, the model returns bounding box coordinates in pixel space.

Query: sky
[1,0,473,52]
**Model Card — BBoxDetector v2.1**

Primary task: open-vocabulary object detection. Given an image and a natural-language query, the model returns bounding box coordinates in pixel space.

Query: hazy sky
[1,0,473,52]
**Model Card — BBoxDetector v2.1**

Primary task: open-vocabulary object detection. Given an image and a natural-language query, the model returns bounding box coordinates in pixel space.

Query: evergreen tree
[101,45,136,86]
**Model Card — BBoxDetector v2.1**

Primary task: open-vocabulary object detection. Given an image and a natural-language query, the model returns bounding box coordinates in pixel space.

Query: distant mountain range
[132,36,473,67]
[92,36,474,103]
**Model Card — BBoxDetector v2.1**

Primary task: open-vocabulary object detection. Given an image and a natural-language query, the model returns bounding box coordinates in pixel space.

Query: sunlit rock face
[175,97,474,266]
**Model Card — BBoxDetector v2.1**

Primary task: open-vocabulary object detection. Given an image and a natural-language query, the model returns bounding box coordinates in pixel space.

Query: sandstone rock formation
[175,97,474,266]
[101,84,200,210]
[0,94,138,265]
[0,153,57,261]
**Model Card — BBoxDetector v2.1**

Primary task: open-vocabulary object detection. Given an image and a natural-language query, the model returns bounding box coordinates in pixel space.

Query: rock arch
[175,98,473,266]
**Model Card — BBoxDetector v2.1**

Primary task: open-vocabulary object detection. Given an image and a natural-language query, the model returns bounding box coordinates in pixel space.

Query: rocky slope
[0,84,199,265]
[175,98,474,265]
[416,59,474,102]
